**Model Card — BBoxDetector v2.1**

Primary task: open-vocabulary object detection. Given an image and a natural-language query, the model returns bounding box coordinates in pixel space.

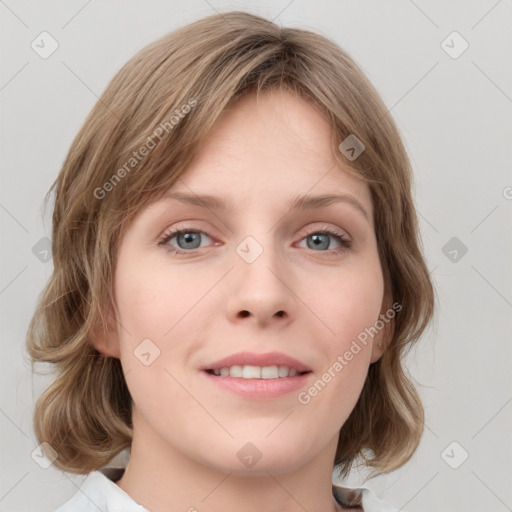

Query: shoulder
[54,467,147,512]
[332,483,400,512]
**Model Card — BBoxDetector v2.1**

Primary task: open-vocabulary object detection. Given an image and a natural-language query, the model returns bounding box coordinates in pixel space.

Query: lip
[199,351,313,400]
[201,370,312,400]
[200,351,312,373]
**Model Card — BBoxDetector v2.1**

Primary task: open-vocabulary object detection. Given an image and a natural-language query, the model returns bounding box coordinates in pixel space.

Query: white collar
[56,466,398,512]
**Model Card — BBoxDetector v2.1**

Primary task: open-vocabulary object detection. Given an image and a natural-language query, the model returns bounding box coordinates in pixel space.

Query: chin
[198,435,315,476]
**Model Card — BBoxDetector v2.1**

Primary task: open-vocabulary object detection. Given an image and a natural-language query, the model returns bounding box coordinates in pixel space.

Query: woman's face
[102,89,386,474]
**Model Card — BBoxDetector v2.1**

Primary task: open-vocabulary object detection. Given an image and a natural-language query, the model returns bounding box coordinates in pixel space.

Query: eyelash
[157,225,352,256]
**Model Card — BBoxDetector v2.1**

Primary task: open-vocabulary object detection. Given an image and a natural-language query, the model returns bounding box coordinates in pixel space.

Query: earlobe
[89,305,121,359]
[370,337,386,363]
[371,313,394,363]
[370,297,394,363]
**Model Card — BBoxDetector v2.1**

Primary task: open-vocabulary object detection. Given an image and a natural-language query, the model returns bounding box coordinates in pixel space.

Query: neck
[116,411,347,512]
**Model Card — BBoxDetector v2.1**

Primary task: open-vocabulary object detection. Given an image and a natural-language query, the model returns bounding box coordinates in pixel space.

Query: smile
[206,365,308,379]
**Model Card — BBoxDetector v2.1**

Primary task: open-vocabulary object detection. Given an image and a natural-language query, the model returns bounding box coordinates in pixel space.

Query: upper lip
[201,351,312,373]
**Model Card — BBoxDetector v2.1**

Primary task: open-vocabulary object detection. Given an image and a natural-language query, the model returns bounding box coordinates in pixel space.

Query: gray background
[1,1,511,511]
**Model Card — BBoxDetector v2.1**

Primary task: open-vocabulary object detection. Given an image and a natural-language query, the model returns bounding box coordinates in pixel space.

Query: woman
[26,11,435,511]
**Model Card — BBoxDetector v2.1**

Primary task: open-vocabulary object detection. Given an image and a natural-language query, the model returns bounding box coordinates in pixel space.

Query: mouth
[200,352,313,398]
[201,351,312,379]
[204,365,312,379]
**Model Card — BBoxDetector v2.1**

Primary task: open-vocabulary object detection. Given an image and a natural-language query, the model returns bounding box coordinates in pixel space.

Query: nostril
[239,310,250,318]
[276,310,285,317]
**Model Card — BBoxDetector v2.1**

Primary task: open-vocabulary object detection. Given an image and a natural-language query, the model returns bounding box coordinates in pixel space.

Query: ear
[90,302,121,359]
[370,330,386,363]
[369,296,394,364]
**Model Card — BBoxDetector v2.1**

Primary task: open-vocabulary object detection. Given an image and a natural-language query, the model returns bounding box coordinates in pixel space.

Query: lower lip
[201,371,312,400]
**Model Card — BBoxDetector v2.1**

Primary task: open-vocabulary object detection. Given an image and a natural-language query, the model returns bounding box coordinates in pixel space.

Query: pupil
[307,233,329,250]
[178,232,201,249]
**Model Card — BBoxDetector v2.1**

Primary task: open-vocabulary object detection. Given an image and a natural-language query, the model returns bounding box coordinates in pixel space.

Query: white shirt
[54,466,400,512]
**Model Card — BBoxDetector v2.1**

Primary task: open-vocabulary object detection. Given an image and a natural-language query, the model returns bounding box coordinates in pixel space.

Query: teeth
[243,365,261,379]
[229,365,243,377]
[278,366,289,377]
[261,366,279,379]
[211,365,301,379]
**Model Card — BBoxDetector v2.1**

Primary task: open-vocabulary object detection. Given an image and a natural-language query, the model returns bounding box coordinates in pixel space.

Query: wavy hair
[26,10,435,502]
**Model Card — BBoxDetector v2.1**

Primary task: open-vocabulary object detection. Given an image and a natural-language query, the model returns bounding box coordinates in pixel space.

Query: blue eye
[158,227,351,256]
[297,230,351,252]
[159,229,213,254]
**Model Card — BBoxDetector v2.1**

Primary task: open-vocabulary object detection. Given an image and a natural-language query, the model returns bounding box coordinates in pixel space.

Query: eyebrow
[163,191,370,222]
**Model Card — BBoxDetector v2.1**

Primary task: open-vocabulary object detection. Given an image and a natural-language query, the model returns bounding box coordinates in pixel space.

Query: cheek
[113,262,203,416]
[305,257,383,417]
[296,272,383,434]
[313,256,384,348]
[115,260,204,338]
[113,259,216,379]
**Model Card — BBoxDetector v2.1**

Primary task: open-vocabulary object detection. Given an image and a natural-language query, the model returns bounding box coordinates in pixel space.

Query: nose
[225,239,297,329]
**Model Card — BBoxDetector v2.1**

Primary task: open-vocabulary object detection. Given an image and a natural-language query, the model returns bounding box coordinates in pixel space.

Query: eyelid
[157,220,216,242]
[157,224,215,246]
[294,223,352,254]
[296,222,351,241]
[158,221,352,255]
[158,220,350,240]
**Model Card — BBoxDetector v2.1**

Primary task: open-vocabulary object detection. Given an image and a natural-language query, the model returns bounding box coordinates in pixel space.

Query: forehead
[166,90,372,217]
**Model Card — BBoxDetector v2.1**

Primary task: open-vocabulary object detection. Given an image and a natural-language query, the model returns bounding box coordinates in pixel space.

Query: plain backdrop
[1,1,511,511]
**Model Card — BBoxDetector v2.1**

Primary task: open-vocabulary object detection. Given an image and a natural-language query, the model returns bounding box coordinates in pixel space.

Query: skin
[93,89,387,512]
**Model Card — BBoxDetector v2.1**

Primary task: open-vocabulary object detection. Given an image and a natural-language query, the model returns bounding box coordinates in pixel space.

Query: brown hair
[26,10,435,493]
